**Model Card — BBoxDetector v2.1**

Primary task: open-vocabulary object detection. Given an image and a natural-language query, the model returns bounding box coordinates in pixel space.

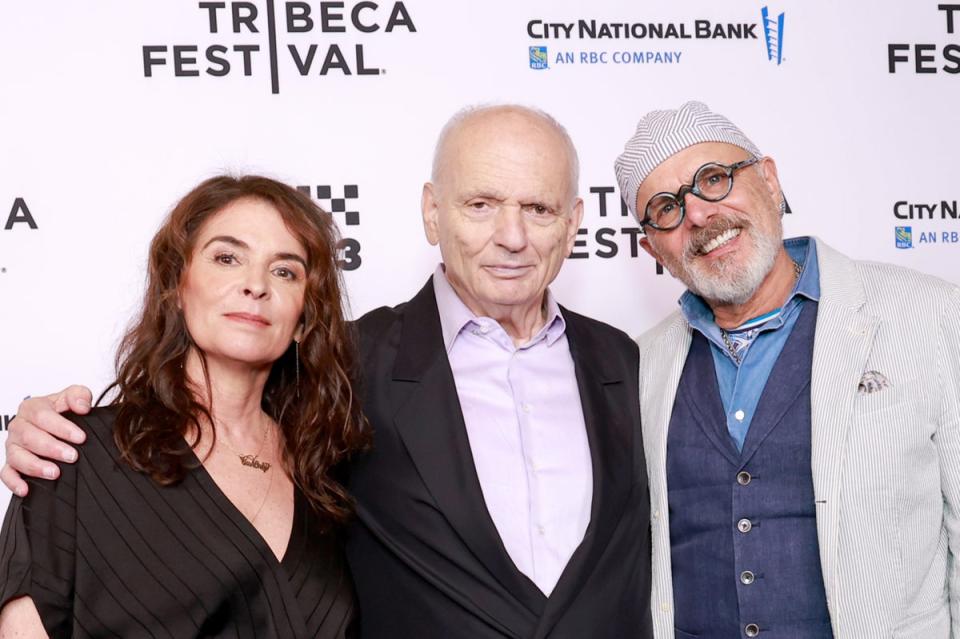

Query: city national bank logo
[142,2,417,94]
[530,46,549,69]
[892,198,960,248]
[525,8,789,69]
[761,6,785,65]
[895,226,912,249]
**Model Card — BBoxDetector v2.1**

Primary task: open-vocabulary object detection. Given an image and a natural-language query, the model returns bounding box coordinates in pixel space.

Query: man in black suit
[4,105,653,638]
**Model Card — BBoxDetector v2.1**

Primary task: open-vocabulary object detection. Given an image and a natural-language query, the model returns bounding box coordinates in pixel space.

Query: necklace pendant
[238,454,271,472]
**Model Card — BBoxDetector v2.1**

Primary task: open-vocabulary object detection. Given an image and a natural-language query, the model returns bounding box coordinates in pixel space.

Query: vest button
[737,518,753,533]
[740,570,755,585]
[737,471,752,486]
[744,623,760,636]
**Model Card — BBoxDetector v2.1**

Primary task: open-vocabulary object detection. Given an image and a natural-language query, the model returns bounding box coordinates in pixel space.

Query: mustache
[683,215,751,260]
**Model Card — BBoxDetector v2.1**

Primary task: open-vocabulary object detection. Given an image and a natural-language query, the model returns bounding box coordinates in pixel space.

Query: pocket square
[858,370,891,394]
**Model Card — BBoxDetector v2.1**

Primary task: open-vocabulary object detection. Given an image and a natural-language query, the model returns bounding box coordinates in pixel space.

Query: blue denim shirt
[679,236,821,451]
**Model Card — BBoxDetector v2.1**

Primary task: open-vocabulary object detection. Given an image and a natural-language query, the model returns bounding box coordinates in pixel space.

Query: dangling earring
[294,339,301,397]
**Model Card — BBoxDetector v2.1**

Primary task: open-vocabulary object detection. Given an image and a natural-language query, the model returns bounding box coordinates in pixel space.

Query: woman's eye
[214,253,237,265]
[273,267,297,280]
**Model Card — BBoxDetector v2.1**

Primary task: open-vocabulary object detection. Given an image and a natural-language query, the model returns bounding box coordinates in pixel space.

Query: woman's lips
[224,312,271,327]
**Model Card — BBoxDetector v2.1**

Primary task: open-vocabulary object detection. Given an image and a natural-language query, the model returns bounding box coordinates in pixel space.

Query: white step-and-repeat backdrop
[2,1,958,508]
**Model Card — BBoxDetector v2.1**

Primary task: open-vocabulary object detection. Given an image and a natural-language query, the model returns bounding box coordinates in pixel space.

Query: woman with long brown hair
[0,175,368,638]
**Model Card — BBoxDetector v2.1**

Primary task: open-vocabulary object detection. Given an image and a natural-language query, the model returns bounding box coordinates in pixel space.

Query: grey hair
[430,103,581,200]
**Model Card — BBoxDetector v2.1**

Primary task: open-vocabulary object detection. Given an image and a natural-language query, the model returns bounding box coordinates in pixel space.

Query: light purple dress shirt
[432,266,593,596]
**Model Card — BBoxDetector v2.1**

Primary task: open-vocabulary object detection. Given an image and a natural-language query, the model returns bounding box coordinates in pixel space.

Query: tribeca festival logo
[895,226,913,249]
[142,2,417,94]
[529,46,549,69]
[888,5,960,73]
[3,198,38,231]
[296,183,363,270]
[761,6,785,65]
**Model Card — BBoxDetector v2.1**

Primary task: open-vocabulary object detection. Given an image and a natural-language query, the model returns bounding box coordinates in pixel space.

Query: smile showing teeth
[700,228,741,255]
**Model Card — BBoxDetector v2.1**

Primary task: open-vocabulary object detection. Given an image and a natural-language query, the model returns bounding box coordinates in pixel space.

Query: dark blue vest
[667,303,832,638]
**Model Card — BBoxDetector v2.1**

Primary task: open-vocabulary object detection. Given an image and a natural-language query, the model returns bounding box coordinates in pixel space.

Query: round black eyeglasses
[640,157,759,231]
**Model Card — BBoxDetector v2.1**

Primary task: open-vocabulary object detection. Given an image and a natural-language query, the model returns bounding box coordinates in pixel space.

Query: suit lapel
[390,281,546,619]
[677,333,742,464]
[739,303,819,464]
[808,239,880,607]
[534,310,633,637]
[639,314,691,638]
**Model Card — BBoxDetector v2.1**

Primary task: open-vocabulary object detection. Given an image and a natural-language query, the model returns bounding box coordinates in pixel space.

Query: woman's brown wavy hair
[104,175,369,522]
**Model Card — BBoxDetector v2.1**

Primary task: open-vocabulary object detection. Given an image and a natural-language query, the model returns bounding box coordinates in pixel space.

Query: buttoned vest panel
[666,303,832,638]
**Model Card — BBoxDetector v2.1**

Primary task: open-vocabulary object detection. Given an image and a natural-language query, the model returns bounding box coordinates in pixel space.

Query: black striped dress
[0,407,357,638]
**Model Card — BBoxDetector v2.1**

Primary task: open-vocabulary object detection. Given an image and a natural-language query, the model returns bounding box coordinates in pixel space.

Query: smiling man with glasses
[616,101,960,638]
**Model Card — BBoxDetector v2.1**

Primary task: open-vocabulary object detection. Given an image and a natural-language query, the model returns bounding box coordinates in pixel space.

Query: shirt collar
[679,236,821,331]
[432,264,567,352]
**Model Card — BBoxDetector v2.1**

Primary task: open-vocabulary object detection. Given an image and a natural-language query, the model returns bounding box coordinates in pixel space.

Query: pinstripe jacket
[636,238,960,638]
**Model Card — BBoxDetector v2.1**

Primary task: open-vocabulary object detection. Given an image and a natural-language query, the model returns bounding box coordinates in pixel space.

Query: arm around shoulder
[0,414,85,637]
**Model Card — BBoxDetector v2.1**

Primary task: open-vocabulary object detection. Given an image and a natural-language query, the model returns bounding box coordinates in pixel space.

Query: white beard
[658,211,783,306]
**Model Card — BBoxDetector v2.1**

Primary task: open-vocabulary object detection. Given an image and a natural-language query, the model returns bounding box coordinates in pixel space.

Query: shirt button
[744,623,760,637]
[740,570,755,585]
[737,471,752,486]
[734,409,746,421]
[521,403,531,414]
[660,602,671,613]
[537,525,545,535]
[737,518,753,533]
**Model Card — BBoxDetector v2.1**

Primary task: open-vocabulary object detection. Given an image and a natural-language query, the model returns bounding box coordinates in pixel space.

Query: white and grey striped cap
[614,101,761,218]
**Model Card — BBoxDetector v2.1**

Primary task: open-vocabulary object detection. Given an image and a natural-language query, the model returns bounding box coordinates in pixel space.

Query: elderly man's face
[637,142,785,305]
[422,111,583,320]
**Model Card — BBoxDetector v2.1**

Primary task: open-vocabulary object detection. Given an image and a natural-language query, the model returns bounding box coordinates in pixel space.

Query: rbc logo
[529,46,549,70]
[895,226,913,249]
[761,6,785,65]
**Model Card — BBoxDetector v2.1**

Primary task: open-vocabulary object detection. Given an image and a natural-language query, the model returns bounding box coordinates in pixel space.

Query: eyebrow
[202,235,308,268]
[460,190,507,203]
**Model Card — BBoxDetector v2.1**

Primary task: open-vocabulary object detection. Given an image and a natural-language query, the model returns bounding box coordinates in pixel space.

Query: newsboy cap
[614,101,761,219]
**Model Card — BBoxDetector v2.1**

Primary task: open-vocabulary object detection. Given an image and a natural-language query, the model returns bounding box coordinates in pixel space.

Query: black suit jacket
[346,279,653,638]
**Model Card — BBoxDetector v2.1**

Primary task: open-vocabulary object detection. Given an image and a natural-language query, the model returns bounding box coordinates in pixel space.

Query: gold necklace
[248,466,276,523]
[216,418,273,473]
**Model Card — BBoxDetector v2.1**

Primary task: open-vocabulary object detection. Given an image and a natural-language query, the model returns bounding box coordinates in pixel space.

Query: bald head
[430,104,580,201]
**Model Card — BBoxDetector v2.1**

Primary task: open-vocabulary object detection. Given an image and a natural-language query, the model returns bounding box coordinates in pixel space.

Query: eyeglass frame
[638,157,760,232]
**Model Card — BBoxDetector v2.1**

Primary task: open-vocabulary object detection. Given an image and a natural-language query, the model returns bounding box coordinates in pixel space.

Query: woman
[0,175,368,637]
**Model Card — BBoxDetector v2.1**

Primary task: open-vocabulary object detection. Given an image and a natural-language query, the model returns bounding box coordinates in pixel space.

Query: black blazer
[346,279,653,638]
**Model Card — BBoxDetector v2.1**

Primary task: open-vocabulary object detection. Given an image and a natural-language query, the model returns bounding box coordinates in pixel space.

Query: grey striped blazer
[636,238,960,638]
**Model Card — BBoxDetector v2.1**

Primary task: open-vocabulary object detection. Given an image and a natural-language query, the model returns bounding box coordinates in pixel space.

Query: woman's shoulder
[63,405,120,454]
[65,405,117,431]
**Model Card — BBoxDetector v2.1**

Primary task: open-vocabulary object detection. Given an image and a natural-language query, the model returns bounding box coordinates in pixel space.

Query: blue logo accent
[529,46,549,70]
[761,6,785,65]
[895,226,913,249]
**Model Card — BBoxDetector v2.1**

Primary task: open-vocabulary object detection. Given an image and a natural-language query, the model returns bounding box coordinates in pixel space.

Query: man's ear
[422,182,441,246]
[639,235,660,263]
[757,156,783,204]
[564,197,585,255]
